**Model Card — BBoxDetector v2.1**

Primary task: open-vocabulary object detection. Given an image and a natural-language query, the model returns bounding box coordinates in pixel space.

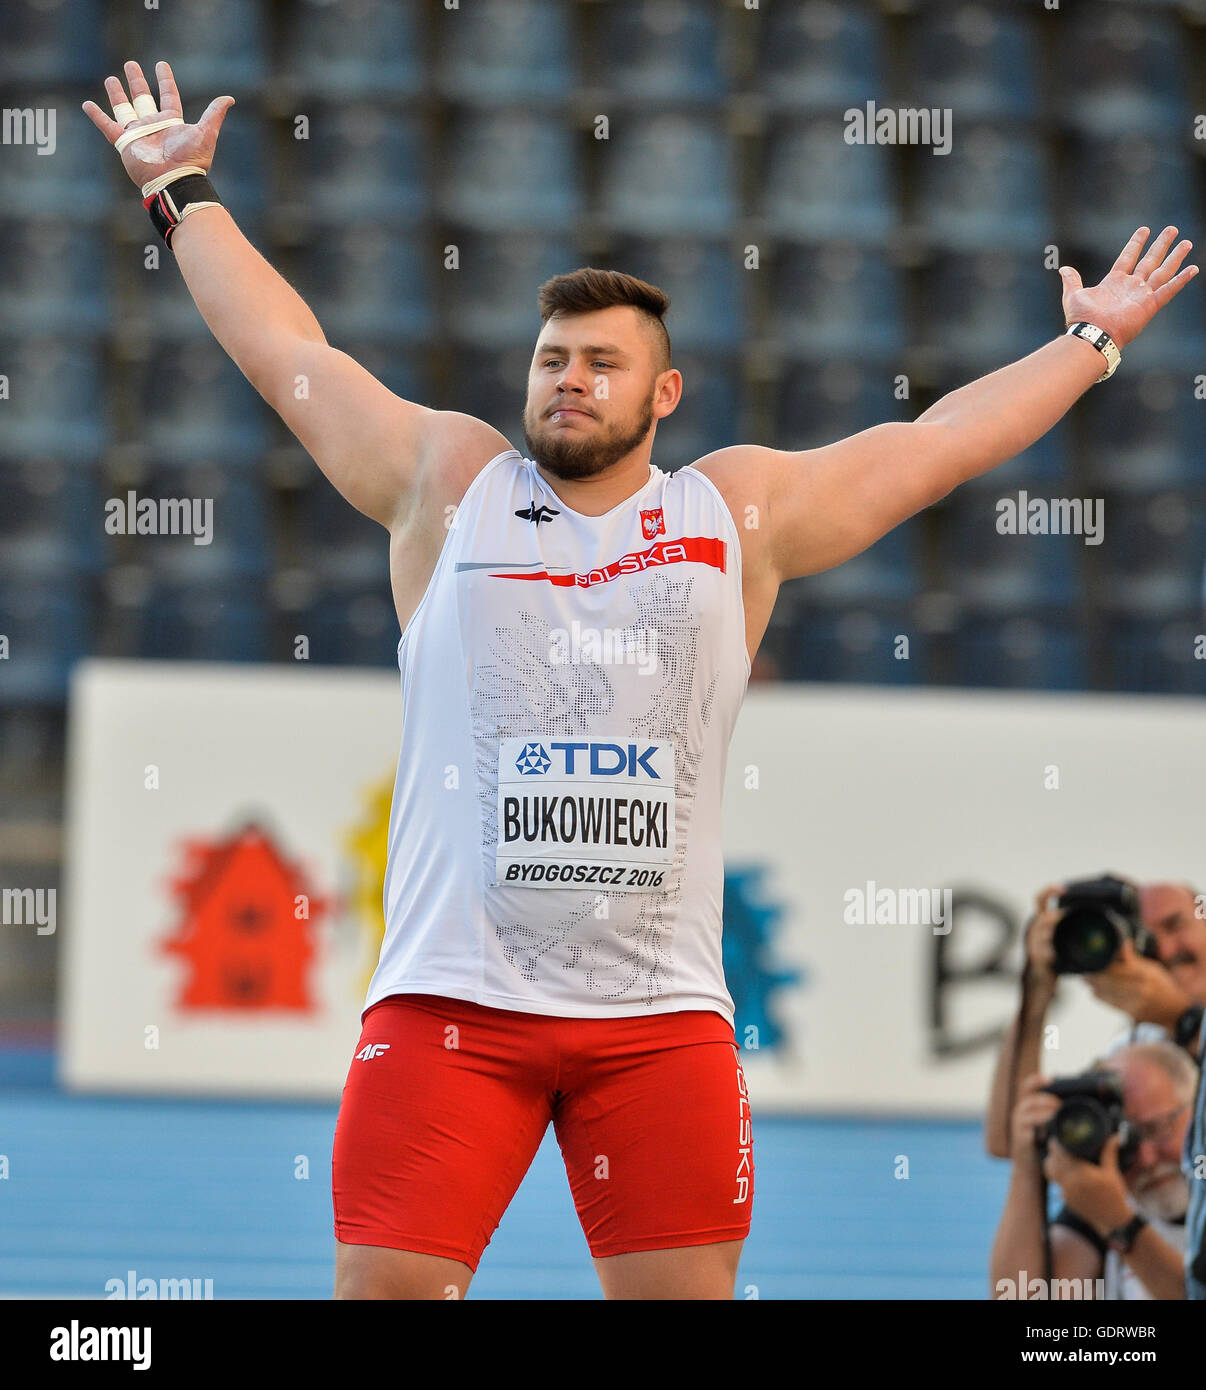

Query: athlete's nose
[551,360,591,399]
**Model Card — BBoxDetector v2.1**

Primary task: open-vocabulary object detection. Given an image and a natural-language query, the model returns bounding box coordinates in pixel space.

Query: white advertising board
[61,660,1202,1112]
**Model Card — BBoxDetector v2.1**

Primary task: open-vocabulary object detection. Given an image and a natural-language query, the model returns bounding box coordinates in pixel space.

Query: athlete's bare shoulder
[419,411,518,507]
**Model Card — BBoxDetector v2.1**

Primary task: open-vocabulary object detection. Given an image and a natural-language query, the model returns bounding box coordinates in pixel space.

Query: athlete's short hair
[536,267,672,375]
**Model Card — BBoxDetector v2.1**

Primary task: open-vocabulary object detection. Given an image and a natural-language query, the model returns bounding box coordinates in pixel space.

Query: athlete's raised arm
[83,59,509,529]
[697,226,1197,586]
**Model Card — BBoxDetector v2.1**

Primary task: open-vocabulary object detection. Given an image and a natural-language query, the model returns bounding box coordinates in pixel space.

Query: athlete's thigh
[593,1237,744,1300]
[332,993,555,1290]
[553,1013,753,1294]
[333,1239,474,1301]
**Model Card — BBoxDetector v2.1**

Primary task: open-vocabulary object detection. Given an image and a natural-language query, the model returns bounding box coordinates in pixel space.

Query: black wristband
[1105,1213,1147,1254]
[142,173,221,249]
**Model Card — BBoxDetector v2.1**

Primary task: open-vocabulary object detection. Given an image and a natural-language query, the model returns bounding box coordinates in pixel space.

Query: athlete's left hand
[1058,225,1197,349]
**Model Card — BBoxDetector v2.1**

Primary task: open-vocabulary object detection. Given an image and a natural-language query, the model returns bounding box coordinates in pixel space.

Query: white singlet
[364,448,752,1023]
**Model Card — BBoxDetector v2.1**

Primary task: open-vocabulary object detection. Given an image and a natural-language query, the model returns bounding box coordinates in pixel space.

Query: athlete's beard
[523,389,655,481]
[1131,1165,1189,1223]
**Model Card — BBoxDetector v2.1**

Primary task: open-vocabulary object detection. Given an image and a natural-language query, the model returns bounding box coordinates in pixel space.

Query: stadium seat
[597,115,735,237]
[288,222,435,345]
[796,519,923,604]
[607,239,745,354]
[440,110,582,233]
[1053,7,1187,137]
[936,491,1078,610]
[282,105,429,227]
[772,602,926,685]
[649,355,739,471]
[764,242,904,365]
[0,220,110,335]
[0,579,90,703]
[134,339,268,467]
[0,0,103,84]
[0,458,101,580]
[902,4,1038,122]
[1077,372,1203,490]
[140,0,267,89]
[1093,489,1205,615]
[943,612,1088,690]
[762,117,893,247]
[115,466,273,582]
[441,233,580,350]
[915,251,1058,374]
[292,475,388,590]
[280,0,424,100]
[283,577,399,668]
[435,346,528,450]
[0,338,106,463]
[131,577,270,662]
[756,0,885,115]
[435,0,574,105]
[1102,617,1206,696]
[913,127,1051,254]
[772,359,908,453]
[593,0,727,105]
[1060,134,1202,267]
[0,104,108,222]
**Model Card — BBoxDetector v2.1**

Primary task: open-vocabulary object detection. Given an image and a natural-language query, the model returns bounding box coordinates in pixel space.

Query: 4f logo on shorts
[640,507,665,540]
[355,1043,390,1061]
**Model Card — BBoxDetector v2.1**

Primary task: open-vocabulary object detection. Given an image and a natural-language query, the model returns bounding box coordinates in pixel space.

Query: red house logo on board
[161,823,328,1011]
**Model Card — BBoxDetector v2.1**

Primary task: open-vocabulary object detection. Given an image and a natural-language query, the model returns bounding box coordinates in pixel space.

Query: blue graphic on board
[722,864,802,1051]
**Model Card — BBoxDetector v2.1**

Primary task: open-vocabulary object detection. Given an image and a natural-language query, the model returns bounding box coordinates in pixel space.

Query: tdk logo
[514,741,661,778]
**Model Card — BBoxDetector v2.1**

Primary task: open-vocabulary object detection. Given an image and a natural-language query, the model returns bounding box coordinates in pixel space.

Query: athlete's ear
[653,369,683,420]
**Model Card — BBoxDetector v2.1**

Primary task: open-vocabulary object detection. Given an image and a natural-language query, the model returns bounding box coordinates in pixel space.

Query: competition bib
[494,737,675,892]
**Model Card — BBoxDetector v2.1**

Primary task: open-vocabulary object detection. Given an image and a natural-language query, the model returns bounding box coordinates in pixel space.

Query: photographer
[990,1042,1193,1300]
[985,878,1206,1298]
[1080,882,1206,1299]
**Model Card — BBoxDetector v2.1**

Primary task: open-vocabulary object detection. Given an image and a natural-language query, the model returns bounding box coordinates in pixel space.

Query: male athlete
[85,61,1198,1300]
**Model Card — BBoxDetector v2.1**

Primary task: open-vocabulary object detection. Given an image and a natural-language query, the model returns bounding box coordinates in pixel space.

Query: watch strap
[1105,1212,1147,1254]
[1065,321,1121,382]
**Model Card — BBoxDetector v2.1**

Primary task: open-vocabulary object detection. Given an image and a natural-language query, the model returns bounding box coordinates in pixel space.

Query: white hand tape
[114,115,184,155]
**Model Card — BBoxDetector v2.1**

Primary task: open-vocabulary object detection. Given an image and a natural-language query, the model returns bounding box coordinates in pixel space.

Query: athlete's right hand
[82,59,234,189]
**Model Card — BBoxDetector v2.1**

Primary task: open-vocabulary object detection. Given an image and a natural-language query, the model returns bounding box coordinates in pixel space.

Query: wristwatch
[1104,1213,1147,1254]
[1173,1003,1205,1054]
[1065,321,1121,382]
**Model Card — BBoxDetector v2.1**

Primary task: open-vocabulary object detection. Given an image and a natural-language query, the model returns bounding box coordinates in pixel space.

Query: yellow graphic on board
[344,775,393,995]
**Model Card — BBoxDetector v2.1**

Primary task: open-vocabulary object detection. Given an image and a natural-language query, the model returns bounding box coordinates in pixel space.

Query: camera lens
[1052,1097,1110,1162]
[1052,907,1123,974]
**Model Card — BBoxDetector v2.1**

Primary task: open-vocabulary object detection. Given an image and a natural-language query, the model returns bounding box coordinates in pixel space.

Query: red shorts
[332,993,754,1271]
